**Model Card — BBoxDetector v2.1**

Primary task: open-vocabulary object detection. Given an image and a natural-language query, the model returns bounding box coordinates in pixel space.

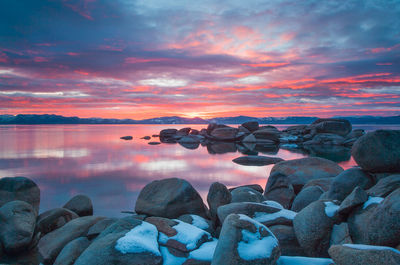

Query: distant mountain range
[0,114,400,124]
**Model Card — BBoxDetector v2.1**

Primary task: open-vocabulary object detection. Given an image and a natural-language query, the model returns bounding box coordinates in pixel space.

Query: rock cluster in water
[139,118,368,163]
[1,122,400,264]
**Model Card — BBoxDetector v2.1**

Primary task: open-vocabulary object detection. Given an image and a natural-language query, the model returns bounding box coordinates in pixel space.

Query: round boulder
[351,130,400,173]
[310,118,352,136]
[291,186,324,212]
[0,176,40,214]
[36,208,79,235]
[63,195,93,217]
[135,178,207,219]
[0,200,36,254]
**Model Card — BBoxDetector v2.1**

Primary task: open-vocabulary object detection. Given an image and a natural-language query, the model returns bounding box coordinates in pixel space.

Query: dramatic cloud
[0,0,399,118]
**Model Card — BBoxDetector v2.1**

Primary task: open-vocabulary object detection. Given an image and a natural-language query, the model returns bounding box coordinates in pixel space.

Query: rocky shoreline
[132,118,367,163]
[1,121,399,265]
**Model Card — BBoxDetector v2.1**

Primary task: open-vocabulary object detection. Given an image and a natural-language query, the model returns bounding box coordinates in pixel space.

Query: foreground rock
[0,176,40,214]
[232,156,284,166]
[135,178,207,219]
[74,217,162,265]
[291,186,324,212]
[207,182,231,227]
[269,225,305,256]
[63,194,93,217]
[351,130,400,172]
[367,174,400,197]
[328,244,400,265]
[36,208,79,235]
[212,214,280,265]
[293,200,339,257]
[38,216,104,264]
[268,157,343,193]
[0,200,36,254]
[53,237,90,265]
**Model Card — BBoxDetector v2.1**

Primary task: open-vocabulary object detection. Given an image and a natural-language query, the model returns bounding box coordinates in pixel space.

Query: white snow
[248,191,256,195]
[189,238,218,261]
[115,221,161,256]
[324,201,339,217]
[262,200,284,209]
[344,244,400,254]
[159,220,211,251]
[190,215,209,230]
[160,246,187,265]
[277,256,334,265]
[253,209,296,223]
[363,196,384,209]
[237,214,278,260]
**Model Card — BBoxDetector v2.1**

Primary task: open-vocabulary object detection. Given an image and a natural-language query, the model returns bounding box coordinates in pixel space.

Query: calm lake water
[1,124,399,217]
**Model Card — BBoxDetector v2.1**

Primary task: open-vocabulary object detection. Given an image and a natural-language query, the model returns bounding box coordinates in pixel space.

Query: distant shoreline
[1,114,400,125]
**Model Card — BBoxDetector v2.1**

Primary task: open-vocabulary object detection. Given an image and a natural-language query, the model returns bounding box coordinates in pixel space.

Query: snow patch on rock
[362,196,384,209]
[324,201,339,217]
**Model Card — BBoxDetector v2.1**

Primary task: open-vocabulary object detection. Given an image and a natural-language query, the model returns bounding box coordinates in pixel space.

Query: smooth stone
[338,187,368,215]
[367,174,400,197]
[242,134,257,143]
[268,157,343,193]
[330,223,352,246]
[328,244,400,265]
[303,178,334,192]
[211,214,280,265]
[36,208,79,235]
[241,121,259,132]
[304,133,345,145]
[229,184,264,194]
[325,168,374,202]
[310,118,352,136]
[120,136,133,140]
[252,128,280,143]
[38,216,104,264]
[210,127,239,141]
[351,130,400,173]
[264,172,296,209]
[75,218,162,265]
[0,200,36,254]
[207,182,232,227]
[291,186,324,212]
[232,155,284,166]
[293,200,339,257]
[177,127,191,136]
[87,218,118,240]
[269,225,305,256]
[53,237,90,265]
[206,123,229,135]
[63,194,93,217]
[0,176,40,215]
[231,187,265,203]
[347,203,377,244]
[135,178,207,219]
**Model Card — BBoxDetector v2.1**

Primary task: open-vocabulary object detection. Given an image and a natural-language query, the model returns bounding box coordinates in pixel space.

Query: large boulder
[324,168,374,202]
[291,186,324,212]
[310,118,352,136]
[210,127,239,141]
[304,133,345,146]
[252,129,280,143]
[53,237,90,265]
[366,188,400,247]
[211,214,280,265]
[38,216,104,264]
[269,225,305,256]
[207,182,231,227]
[351,130,400,173]
[347,200,378,244]
[36,208,79,235]
[328,244,400,265]
[268,157,343,193]
[135,178,207,219]
[264,172,296,209]
[0,200,36,254]
[241,121,259,132]
[0,176,40,214]
[74,218,162,265]
[63,195,93,217]
[367,174,400,197]
[232,156,284,166]
[303,178,334,192]
[293,200,340,257]
[206,123,229,135]
[87,218,118,240]
[338,187,368,215]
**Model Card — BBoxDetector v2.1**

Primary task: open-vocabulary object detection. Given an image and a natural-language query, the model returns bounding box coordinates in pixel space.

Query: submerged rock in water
[232,155,284,166]
[120,136,133,140]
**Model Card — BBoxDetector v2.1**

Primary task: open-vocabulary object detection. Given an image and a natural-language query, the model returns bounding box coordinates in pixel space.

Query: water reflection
[0,124,398,217]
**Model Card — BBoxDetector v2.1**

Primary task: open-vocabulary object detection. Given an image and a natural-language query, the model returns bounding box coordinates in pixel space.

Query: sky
[0,0,399,119]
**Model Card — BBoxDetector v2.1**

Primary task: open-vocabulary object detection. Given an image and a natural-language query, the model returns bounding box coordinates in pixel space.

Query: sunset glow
[0,0,399,119]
